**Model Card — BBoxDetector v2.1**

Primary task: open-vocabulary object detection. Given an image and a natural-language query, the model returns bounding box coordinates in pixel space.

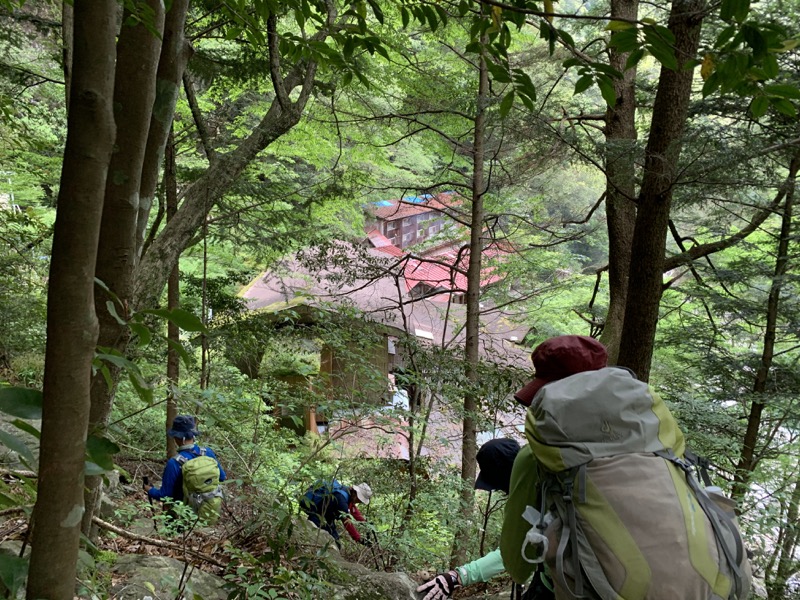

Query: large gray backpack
[523,367,751,600]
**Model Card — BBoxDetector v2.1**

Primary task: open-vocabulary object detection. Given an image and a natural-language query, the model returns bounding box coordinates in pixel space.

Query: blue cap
[167,415,199,439]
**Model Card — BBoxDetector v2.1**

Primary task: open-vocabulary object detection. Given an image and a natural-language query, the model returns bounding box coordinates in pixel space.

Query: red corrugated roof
[365,225,506,298]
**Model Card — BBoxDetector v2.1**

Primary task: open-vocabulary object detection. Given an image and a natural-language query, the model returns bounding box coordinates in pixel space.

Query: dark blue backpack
[302,479,348,511]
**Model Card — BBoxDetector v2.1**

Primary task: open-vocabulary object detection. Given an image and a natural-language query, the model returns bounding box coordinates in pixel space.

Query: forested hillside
[0,0,799,598]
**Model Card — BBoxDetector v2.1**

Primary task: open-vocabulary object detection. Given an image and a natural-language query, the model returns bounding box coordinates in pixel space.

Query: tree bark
[166,129,179,459]
[616,0,706,380]
[60,1,72,110]
[450,23,488,568]
[732,151,799,502]
[83,0,165,537]
[26,1,117,598]
[136,0,192,255]
[768,474,800,599]
[599,0,639,363]
[133,82,315,310]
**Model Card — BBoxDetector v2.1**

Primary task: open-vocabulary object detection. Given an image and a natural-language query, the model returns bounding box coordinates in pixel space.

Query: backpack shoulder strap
[175,448,201,465]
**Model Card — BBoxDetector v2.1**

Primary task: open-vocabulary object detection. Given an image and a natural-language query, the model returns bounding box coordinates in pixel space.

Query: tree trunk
[60,1,72,109]
[616,0,705,380]
[133,95,313,310]
[599,0,639,363]
[768,474,800,599]
[166,129,179,459]
[136,0,192,255]
[450,25,488,568]
[26,2,117,598]
[732,152,799,502]
[83,0,165,537]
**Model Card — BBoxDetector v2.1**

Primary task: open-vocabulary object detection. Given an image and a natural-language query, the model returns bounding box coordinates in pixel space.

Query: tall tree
[598,0,639,363]
[83,0,165,537]
[26,1,117,597]
[733,150,799,500]
[451,14,490,567]
[616,0,706,379]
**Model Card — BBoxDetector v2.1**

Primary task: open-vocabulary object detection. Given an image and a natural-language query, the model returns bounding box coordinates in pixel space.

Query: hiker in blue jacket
[144,415,226,504]
[300,480,373,548]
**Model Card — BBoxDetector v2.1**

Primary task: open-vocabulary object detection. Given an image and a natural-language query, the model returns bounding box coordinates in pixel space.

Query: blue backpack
[303,480,348,512]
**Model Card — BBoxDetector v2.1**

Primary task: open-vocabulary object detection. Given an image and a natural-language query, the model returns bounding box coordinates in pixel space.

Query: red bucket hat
[514,335,608,406]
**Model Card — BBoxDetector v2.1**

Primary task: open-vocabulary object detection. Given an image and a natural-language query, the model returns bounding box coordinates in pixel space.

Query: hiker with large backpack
[500,335,752,600]
[300,479,373,548]
[416,438,555,600]
[144,415,227,526]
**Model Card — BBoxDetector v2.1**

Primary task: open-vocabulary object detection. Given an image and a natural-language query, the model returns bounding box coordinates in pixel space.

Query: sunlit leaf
[606,20,635,31]
[11,419,40,440]
[700,54,715,80]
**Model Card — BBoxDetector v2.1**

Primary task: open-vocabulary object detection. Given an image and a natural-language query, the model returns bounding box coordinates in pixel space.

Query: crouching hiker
[144,415,227,526]
[501,335,752,600]
[300,480,373,549]
[417,439,555,600]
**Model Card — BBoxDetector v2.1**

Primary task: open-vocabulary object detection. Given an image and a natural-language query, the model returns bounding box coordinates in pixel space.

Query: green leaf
[0,429,35,467]
[574,75,593,95]
[141,308,206,332]
[715,25,737,48]
[519,92,535,111]
[400,7,409,29]
[597,76,617,106]
[86,435,120,471]
[762,54,779,78]
[129,371,154,405]
[647,38,679,70]
[129,322,152,347]
[421,5,438,31]
[0,555,28,598]
[557,29,575,48]
[166,338,193,368]
[742,24,766,58]
[486,60,512,84]
[85,461,107,476]
[609,29,639,53]
[366,0,384,24]
[0,387,42,420]
[499,91,515,118]
[0,492,21,509]
[105,300,127,326]
[11,419,40,440]
[770,97,797,117]
[749,95,769,118]
[625,48,645,70]
[763,84,800,99]
[433,3,449,27]
[720,0,750,22]
[606,20,635,31]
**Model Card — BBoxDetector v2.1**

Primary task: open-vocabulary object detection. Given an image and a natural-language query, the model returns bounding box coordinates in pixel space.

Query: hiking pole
[143,476,159,532]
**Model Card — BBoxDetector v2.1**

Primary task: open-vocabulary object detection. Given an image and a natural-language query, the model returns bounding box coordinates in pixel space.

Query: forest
[0,0,798,598]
